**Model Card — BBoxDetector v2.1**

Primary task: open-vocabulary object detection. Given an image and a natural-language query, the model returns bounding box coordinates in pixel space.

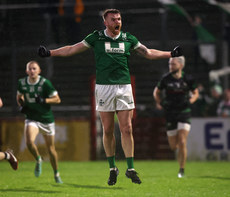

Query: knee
[178,139,186,149]
[47,146,56,155]
[26,140,34,148]
[170,144,178,151]
[120,124,132,136]
[103,125,114,137]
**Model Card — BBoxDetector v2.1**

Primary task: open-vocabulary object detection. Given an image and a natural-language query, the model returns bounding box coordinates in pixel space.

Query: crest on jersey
[38,86,42,92]
[122,33,127,40]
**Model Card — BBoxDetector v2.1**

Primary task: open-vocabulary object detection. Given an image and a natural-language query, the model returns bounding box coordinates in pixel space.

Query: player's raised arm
[38,42,89,57]
[135,44,182,60]
[0,97,3,108]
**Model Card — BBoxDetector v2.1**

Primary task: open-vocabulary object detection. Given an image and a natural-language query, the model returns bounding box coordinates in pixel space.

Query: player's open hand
[171,46,182,57]
[38,45,51,57]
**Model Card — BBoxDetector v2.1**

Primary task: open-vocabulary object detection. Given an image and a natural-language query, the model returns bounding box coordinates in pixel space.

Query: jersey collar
[104,29,121,40]
[27,75,41,85]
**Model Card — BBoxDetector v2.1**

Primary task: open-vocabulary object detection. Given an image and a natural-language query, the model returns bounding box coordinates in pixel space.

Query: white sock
[55,172,60,177]
[5,152,10,160]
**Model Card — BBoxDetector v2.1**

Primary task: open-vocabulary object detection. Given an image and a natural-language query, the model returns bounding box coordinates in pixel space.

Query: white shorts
[25,119,55,136]
[167,122,191,137]
[95,84,135,112]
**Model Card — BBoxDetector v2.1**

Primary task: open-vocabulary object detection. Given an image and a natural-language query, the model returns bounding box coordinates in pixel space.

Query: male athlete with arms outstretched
[38,9,182,185]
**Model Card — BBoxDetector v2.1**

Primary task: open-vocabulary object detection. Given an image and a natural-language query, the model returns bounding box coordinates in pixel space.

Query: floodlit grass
[0,160,230,197]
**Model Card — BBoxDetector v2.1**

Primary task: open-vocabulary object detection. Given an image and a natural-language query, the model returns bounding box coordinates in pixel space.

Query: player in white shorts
[17,61,63,183]
[25,119,55,136]
[167,122,191,137]
[38,8,182,185]
[95,84,134,111]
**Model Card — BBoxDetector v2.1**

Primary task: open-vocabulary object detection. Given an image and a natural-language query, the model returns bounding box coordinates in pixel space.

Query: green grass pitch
[0,160,230,197]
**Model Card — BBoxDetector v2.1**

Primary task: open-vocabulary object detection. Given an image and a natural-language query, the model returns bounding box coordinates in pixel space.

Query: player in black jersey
[153,56,199,178]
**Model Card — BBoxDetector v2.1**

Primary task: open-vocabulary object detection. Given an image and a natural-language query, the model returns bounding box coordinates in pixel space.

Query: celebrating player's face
[169,58,182,73]
[104,13,122,36]
[26,63,41,80]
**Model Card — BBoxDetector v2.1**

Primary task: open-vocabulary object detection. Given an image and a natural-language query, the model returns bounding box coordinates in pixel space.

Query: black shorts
[165,110,191,130]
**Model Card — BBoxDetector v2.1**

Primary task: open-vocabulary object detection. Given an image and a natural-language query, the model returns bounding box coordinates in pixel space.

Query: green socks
[107,156,116,169]
[36,156,42,162]
[54,170,60,177]
[107,156,134,170]
[126,157,134,170]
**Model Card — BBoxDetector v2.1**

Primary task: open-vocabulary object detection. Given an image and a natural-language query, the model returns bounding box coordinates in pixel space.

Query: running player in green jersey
[38,9,182,185]
[16,61,63,183]
[153,56,199,178]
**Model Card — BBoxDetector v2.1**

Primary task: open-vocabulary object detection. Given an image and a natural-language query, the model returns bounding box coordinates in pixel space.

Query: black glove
[35,95,46,104]
[38,45,51,57]
[18,98,24,107]
[171,46,182,57]
[18,98,27,114]
[19,106,28,114]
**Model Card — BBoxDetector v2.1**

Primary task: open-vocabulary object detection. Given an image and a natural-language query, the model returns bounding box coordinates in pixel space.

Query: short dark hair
[102,9,121,20]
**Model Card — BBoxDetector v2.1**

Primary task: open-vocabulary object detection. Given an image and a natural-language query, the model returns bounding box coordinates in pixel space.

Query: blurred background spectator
[206,84,223,116]
[217,88,230,117]
[58,0,84,44]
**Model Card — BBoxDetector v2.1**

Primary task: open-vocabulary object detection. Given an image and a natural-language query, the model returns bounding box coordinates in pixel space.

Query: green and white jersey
[83,30,141,84]
[17,75,57,123]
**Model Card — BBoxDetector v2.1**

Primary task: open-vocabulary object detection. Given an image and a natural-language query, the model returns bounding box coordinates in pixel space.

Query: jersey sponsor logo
[168,83,174,87]
[105,42,125,54]
[30,86,35,92]
[25,93,36,103]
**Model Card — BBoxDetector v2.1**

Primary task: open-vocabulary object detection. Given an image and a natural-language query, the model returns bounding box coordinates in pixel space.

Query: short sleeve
[17,78,24,95]
[126,32,140,50]
[44,79,58,98]
[83,30,98,48]
[186,74,197,91]
[157,77,165,90]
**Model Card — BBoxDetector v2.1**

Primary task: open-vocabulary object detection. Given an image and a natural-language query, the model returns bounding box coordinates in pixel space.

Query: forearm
[153,88,161,103]
[0,97,3,108]
[146,49,171,60]
[45,95,61,104]
[50,45,76,57]
[16,94,24,106]
[136,44,171,60]
[189,89,199,104]
[50,42,88,57]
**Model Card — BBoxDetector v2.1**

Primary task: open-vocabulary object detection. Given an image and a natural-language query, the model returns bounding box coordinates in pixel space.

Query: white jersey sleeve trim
[17,90,23,95]
[82,40,91,48]
[49,91,58,98]
[133,41,141,50]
